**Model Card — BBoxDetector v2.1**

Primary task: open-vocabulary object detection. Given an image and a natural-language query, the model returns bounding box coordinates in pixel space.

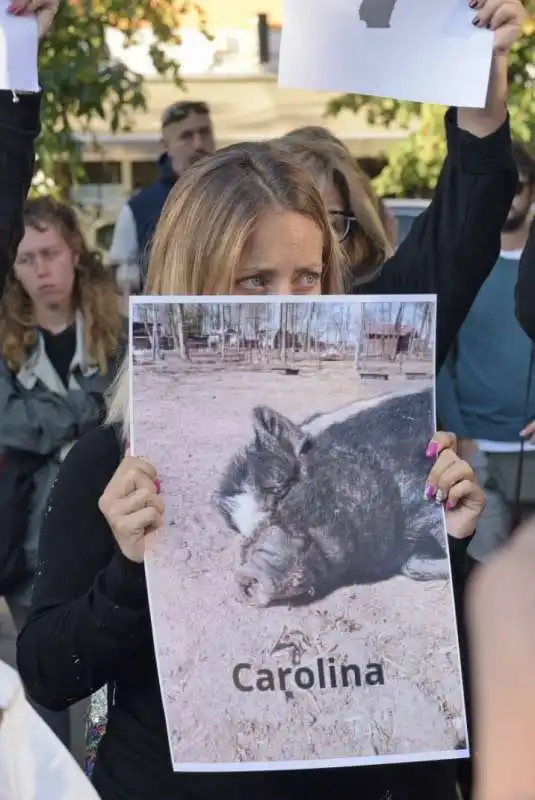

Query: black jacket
[0,91,41,298]
[516,214,535,343]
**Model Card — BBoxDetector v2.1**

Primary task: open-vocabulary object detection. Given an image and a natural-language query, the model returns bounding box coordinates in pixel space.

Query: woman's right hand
[8,0,60,39]
[98,452,164,564]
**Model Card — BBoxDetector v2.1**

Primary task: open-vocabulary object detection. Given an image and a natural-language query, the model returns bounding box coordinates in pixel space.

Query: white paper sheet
[278,0,494,108]
[0,0,39,92]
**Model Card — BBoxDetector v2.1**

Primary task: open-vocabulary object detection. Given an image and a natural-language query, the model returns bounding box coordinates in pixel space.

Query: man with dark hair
[109,100,215,292]
[437,142,535,564]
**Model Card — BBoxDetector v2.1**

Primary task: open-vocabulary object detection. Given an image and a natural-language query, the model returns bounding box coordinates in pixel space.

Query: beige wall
[80,75,408,164]
[181,0,283,28]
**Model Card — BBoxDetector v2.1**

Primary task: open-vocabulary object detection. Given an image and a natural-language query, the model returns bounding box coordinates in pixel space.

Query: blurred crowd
[1,1,535,799]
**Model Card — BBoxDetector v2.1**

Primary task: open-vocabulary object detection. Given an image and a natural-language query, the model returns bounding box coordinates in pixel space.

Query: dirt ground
[133,355,466,771]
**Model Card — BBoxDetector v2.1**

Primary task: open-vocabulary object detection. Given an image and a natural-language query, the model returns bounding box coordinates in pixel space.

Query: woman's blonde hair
[276,129,393,285]
[146,141,344,295]
[0,197,123,374]
[109,141,347,435]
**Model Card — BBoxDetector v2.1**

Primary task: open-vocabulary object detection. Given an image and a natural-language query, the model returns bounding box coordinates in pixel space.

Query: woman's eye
[297,272,321,287]
[235,275,268,292]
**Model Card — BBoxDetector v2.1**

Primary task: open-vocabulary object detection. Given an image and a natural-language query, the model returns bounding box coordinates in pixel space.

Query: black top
[40,325,76,387]
[515,215,535,344]
[0,91,41,299]
[18,424,472,800]
[352,108,517,371]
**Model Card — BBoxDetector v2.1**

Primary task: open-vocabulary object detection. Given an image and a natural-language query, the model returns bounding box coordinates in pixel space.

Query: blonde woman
[16,4,527,794]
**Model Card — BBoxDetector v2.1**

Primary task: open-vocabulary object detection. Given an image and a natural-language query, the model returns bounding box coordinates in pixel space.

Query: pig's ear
[252,406,309,457]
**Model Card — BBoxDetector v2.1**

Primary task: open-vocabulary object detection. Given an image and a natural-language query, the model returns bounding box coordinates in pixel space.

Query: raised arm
[358,3,525,370]
[0,0,60,297]
[0,92,41,298]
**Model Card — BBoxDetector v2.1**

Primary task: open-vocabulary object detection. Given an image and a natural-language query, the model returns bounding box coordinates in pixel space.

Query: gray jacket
[0,312,125,605]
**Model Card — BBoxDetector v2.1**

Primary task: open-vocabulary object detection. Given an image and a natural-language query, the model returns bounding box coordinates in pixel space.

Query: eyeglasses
[329,211,356,243]
[162,101,211,129]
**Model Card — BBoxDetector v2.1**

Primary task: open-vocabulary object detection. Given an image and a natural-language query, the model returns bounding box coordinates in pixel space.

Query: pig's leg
[401,553,449,581]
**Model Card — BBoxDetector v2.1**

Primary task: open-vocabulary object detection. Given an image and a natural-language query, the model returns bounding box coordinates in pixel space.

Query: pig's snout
[235,565,275,607]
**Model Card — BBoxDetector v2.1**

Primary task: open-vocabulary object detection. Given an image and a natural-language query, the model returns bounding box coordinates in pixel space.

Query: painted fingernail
[472,16,480,26]
[435,489,445,505]
[425,483,436,501]
[446,499,456,510]
[468,0,477,8]
[154,478,161,494]
[426,442,438,459]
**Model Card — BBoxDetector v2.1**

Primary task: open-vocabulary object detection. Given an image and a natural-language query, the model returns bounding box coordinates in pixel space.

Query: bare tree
[169,304,186,359]
[279,304,288,364]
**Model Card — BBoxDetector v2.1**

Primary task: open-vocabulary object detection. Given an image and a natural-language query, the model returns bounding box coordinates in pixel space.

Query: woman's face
[15,223,76,311]
[232,210,324,296]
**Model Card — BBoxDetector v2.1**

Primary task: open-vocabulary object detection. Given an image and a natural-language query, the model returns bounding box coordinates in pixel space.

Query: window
[83,161,122,184]
[133,161,159,190]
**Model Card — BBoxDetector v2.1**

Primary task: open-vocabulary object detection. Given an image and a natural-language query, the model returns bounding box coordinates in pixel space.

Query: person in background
[0,658,100,800]
[437,142,535,565]
[467,515,535,800]
[109,100,216,294]
[516,213,535,345]
[276,131,394,284]
[0,197,125,746]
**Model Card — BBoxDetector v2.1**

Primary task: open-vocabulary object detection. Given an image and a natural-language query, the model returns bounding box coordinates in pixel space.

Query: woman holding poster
[7,4,525,800]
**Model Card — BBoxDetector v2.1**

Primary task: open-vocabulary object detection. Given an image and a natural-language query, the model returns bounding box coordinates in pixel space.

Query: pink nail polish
[154,478,161,494]
[446,499,455,510]
[426,442,438,459]
[425,484,436,501]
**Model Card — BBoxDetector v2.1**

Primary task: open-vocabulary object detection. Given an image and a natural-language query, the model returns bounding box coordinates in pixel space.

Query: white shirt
[0,661,99,800]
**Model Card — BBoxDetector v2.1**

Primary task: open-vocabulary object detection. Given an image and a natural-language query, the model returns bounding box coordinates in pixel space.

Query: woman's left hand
[469,0,526,55]
[425,431,486,539]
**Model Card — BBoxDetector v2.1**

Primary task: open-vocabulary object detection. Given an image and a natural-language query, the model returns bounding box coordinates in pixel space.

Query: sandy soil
[132,355,466,771]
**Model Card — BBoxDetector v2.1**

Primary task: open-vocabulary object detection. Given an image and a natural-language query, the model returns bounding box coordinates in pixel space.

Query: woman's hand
[469,0,526,55]
[425,431,486,539]
[7,0,60,39]
[98,451,164,564]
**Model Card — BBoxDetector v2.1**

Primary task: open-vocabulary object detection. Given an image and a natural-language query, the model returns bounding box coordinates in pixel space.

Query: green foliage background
[36,0,208,192]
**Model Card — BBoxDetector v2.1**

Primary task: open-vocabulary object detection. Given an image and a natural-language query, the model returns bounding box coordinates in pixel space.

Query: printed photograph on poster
[130,295,468,773]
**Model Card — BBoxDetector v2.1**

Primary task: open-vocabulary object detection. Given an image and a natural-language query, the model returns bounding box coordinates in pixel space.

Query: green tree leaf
[35,0,207,195]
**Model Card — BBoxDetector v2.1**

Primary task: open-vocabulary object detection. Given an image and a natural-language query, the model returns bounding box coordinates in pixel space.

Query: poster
[131,295,468,773]
[278,0,493,108]
[0,0,39,92]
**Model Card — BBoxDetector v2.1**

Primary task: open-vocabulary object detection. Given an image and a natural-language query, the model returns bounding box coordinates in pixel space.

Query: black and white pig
[212,388,448,607]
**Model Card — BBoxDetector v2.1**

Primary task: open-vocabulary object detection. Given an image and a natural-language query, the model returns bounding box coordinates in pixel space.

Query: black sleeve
[17,425,151,712]
[355,109,517,371]
[0,91,41,298]
[516,215,535,343]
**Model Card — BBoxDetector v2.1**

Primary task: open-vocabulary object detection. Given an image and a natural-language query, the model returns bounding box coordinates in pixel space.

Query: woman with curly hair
[0,196,126,745]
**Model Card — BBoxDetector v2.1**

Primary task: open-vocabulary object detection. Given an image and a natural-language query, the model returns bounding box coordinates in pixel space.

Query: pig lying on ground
[212,388,447,607]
